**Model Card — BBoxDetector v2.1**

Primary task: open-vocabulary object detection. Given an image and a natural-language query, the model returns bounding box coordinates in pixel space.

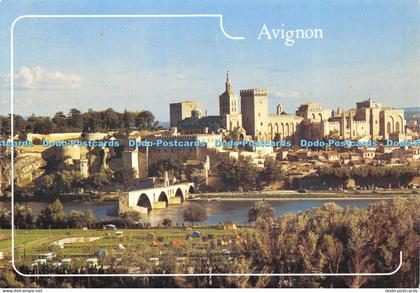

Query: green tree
[218,156,257,191]
[89,167,113,188]
[149,158,185,180]
[248,200,275,223]
[14,204,34,229]
[162,217,172,227]
[260,157,285,182]
[67,108,83,129]
[135,110,156,130]
[114,168,136,190]
[84,209,96,228]
[52,111,67,131]
[0,208,11,228]
[37,199,65,228]
[66,210,86,228]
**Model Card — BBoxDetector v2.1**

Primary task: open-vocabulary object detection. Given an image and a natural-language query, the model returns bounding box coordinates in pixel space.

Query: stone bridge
[118,183,195,214]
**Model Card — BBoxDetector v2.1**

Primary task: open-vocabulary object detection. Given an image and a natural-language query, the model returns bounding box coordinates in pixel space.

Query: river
[0,198,386,226]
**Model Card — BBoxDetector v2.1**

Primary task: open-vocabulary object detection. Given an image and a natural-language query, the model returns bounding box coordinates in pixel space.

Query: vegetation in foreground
[0,197,418,288]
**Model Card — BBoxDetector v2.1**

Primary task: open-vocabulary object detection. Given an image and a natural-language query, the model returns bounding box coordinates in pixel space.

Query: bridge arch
[137,193,152,210]
[188,185,195,194]
[158,191,169,207]
[175,187,185,203]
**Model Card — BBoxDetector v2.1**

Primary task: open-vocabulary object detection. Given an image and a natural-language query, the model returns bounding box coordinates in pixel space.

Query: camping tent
[170,239,182,247]
[150,241,159,247]
[105,224,116,230]
[192,231,201,238]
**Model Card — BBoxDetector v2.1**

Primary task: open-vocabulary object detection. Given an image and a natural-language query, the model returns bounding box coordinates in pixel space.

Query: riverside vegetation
[0,197,418,288]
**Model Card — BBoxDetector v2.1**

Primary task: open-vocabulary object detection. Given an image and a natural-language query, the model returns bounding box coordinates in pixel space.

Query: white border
[10,14,403,278]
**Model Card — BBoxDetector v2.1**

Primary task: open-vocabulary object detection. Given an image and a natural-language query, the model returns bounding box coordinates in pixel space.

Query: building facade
[169,101,202,127]
[171,74,406,141]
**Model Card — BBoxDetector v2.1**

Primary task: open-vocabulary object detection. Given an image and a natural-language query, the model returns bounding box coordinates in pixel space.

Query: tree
[102,108,120,130]
[0,208,11,228]
[14,204,34,229]
[162,218,172,227]
[248,200,275,223]
[114,168,136,190]
[260,157,285,182]
[135,110,156,130]
[67,108,83,129]
[122,110,135,133]
[89,167,113,188]
[52,111,67,131]
[66,209,96,228]
[84,209,96,228]
[182,204,208,225]
[66,210,86,228]
[217,156,257,191]
[37,199,65,228]
[149,158,185,180]
[26,116,53,134]
[12,115,27,135]
[53,171,75,193]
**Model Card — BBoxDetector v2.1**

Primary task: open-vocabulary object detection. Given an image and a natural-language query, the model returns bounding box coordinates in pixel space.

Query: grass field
[1,227,247,270]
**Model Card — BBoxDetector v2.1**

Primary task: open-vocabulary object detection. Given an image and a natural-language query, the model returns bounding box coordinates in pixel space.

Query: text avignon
[258,24,324,46]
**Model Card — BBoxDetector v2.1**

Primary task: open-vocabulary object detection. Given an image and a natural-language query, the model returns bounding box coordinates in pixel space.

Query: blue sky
[0,0,419,121]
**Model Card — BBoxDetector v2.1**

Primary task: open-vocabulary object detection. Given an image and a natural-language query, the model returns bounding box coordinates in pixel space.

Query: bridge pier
[131,206,148,214]
[153,201,167,209]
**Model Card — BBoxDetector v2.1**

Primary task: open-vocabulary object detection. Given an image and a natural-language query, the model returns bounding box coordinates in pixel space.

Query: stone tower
[163,171,170,187]
[240,88,269,140]
[122,150,139,178]
[80,159,89,178]
[219,71,239,116]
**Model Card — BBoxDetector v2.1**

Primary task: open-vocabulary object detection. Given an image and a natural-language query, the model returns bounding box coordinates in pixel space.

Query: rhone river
[1,198,385,226]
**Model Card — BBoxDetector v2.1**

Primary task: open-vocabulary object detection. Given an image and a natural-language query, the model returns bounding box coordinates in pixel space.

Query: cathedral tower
[219,71,239,116]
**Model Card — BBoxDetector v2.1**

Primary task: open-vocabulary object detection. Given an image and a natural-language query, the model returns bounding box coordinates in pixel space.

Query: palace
[170,72,406,142]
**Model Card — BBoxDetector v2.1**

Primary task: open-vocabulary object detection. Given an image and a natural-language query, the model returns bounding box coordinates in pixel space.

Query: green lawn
[8,227,246,267]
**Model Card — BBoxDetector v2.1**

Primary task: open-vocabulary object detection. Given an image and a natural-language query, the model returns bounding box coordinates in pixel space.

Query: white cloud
[4,66,82,90]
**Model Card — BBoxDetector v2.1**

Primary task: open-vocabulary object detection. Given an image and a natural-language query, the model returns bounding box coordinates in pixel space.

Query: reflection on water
[0,201,118,218]
[1,199,383,225]
[142,199,380,226]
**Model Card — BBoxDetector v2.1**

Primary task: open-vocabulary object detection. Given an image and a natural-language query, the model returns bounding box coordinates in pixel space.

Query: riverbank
[190,196,407,201]
[190,189,417,201]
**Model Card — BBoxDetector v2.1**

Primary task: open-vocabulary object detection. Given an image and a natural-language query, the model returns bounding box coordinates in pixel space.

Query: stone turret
[203,155,210,171]
[164,171,170,187]
[80,159,89,178]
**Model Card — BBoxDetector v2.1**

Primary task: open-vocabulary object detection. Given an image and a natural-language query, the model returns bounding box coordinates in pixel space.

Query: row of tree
[318,164,418,187]
[0,201,210,229]
[0,108,158,135]
[237,197,420,288]
[0,200,96,229]
[217,157,285,191]
[31,167,137,197]
[3,198,418,288]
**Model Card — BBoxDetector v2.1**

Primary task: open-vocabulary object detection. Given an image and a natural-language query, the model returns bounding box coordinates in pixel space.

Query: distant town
[0,73,418,286]
[0,72,418,203]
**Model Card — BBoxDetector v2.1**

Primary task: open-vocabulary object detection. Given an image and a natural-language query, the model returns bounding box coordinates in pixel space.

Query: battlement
[240,88,269,96]
[269,114,303,121]
[352,120,369,124]
[153,133,221,140]
[327,121,340,126]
